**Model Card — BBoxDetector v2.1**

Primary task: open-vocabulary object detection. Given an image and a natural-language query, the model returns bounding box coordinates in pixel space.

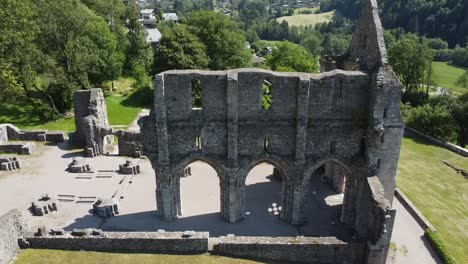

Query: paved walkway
[388,198,442,264]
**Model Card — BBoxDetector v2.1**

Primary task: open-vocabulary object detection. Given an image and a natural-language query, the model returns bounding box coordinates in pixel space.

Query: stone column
[294,77,310,164]
[154,166,178,221]
[220,169,243,223]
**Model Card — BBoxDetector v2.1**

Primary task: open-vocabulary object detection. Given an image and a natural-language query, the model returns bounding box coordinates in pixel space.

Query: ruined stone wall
[116,130,142,157]
[213,236,365,264]
[70,89,112,156]
[0,210,25,264]
[0,124,65,143]
[350,0,388,70]
[24,231,208,254]
[142,68,378,224]
[405,126,468,157]
[149,69,370,164]
[140,0,404,263]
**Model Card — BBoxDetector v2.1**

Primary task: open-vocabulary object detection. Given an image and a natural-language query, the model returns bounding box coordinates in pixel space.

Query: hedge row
[424,229,456,264]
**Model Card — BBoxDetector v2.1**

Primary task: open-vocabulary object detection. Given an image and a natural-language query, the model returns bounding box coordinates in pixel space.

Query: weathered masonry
[70,89,142,158]
[140,0,404,263]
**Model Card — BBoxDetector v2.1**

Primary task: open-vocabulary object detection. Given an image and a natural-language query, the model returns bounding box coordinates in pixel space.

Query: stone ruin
[67,158,92,173]
[119,160,141,175]
[93,198,119,218]
[31,194,59,216]
[70,89,114,157]
[0,157,22,171]
[0,123,66,156]
[70,89,143,158]
[139,0,404,263]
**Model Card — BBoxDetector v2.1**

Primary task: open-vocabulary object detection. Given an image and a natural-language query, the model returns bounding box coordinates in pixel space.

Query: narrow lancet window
[192,79,202,109]
[195,136,202,150]
[263,138,270,151]
[262,79,272,110]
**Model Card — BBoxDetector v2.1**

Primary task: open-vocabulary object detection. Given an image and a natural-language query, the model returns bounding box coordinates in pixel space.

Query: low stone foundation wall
[0,210,25,264]
[395,188,435,231]
[405,126,468,157]
[3,124,66,143]
[24,231,209,254]
[212,236,365,263]
[0,142,36,155]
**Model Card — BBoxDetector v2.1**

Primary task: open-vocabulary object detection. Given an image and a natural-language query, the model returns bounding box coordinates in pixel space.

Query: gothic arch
[171,155,227,181]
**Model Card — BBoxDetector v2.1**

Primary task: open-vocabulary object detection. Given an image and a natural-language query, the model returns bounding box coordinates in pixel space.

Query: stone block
[45,131,66,142]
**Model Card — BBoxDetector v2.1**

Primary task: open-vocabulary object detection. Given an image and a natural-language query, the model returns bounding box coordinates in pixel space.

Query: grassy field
[14,250,270,264]
[397,137,468,263]
[0,95,143,133]
[276,10,335,27]
[432,61,467,94]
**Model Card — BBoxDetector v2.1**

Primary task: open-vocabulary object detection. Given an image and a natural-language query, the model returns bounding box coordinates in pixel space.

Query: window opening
[262,79,272,110]
[263,138,270,151]
[192,79,202,109]
[195,136,202,150]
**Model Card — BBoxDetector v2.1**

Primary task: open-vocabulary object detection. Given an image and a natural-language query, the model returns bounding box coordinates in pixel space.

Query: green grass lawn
[14,250,269,264]
[432,61,467,94]
[397,137,468,263]
[103,77,136,95]
[0,94,143,133]
[276,10,335,27]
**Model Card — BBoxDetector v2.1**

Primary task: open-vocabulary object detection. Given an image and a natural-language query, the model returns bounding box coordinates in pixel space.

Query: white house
[146,28,162,44]
[162,13,179,22]
[140,9,156,25]
[136,0,146,9]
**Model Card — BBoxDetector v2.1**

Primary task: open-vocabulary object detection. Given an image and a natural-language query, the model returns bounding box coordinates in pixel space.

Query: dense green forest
[321,0,468,47]
[0,0,152,121]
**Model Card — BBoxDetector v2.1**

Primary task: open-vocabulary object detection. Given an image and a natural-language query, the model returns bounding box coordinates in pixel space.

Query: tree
[154,25,210,73]
[187,11,251,70]
[0,0,125,121]
[451,47,468,68]
[124,2,153,75]
[451,93,468,147]
[403,103,458,142]
[266,41,319,73]
[322,34,350,56]
[388,37,434,105]
[300,34,323,55]
[456,70,468,89]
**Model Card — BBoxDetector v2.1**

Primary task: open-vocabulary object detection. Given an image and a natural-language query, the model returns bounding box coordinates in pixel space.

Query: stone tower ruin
[140,0,404,263]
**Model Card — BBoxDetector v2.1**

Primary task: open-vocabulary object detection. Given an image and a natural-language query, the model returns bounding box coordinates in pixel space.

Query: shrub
[403,103,458,142]
[424,229,456,264]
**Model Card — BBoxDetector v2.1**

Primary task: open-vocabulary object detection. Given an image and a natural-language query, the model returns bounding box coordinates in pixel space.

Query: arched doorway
[178,160,221,217]
[102,134,115,155]
[301,160,352,238]
[244,161,284,222]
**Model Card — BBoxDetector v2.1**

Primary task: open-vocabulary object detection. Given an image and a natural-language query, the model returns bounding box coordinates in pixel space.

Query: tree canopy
[187,11,252,70]
[154,25,210,73]
[388,37,434,105]
[266,41,319,73]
